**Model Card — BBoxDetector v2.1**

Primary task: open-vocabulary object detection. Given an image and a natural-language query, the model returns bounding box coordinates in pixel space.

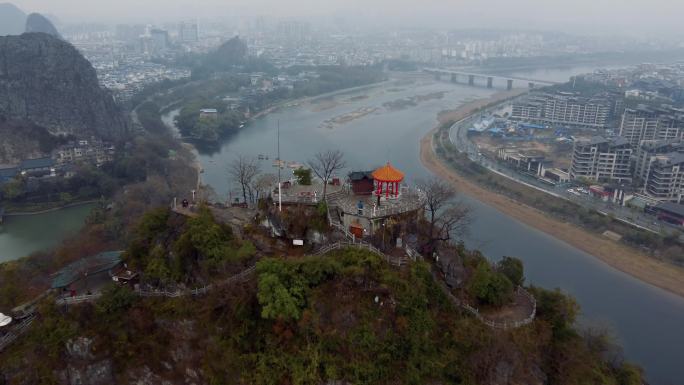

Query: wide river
[0,203,95,263]
[163,67,684,384]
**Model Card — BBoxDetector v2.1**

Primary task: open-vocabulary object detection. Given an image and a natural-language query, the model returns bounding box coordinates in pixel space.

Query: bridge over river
[423,67,560,90]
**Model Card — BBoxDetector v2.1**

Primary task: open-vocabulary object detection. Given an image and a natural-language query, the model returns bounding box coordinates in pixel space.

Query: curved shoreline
[420,91,684,299]
[3,200,99,217]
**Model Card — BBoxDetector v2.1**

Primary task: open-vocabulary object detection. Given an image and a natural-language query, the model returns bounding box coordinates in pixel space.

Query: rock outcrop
[0,33,128,153]
[0,3,26,35]
[25,13,61,38]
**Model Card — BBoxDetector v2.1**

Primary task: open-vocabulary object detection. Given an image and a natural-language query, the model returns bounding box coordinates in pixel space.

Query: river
[0,203,95,263]
[162,67,684,384]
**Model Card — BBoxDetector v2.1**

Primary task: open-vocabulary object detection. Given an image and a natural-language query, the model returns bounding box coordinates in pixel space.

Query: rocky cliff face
[25,13,61,38]
[0,33,127,156]
[0,3,26,36]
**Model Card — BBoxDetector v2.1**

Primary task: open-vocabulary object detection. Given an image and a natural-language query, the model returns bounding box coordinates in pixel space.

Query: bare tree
[228,155,260,205]
[307,149,346,201]
[417,177,471,250]
[254,173,277,202]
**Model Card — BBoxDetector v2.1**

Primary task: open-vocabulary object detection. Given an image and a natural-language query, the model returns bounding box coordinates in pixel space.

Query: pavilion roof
[372,162,404,182]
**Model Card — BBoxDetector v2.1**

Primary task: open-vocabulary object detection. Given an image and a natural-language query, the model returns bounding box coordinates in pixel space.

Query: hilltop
[0,3,26,36]
[0,207,643,385]
[0,33,127,162]
[25,13,61,38]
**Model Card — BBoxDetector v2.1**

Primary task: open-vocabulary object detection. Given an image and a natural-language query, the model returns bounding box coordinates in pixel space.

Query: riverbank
[3,200,99,216]
[420,91,684,299]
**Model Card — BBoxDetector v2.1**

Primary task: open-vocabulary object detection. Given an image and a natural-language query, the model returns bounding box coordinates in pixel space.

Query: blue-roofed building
[0,165,19,185]
[19,157,55,176]
[518,123,546,130]
[51,251,124,294]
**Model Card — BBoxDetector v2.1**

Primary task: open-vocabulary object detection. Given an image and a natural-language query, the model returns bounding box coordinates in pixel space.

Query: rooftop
[372,162,404,182]
[51,251,123,289]
[348,171,373,181]
[655,152,684,166]
[655,202,684,217]
[577,136,630,148]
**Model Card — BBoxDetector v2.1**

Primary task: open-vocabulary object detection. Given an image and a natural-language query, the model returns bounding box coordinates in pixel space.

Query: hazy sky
[10,0,684,36]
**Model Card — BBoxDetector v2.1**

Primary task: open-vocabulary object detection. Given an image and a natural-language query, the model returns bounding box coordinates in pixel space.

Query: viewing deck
[276,182,345,205]
[330,186,425,220]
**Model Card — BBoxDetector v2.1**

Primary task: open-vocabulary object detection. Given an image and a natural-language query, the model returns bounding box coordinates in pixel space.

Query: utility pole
[277,120,282,212]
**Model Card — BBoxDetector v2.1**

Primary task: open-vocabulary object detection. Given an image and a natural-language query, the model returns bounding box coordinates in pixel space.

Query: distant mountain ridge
[0,33,128,163]
[25,13,61,38]
[0,2,26,36]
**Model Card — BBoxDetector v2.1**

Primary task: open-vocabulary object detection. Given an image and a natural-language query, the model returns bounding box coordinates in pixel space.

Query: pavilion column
[395,182,399,197]
[385,182,389,198]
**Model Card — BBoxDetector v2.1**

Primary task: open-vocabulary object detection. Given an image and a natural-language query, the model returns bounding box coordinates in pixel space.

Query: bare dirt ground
[472,136,572,168]
[480,290,534,323]
[421,91,684,299]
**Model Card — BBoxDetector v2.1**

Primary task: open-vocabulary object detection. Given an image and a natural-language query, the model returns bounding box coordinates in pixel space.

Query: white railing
[404,246,422,262]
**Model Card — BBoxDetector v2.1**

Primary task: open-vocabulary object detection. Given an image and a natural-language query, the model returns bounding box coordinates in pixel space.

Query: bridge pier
[451,73,457,83]
[468,75,475,86]
[507,79,513,91]
[528,82,535,89]
[487,77,493,89]
[435,73,441,81]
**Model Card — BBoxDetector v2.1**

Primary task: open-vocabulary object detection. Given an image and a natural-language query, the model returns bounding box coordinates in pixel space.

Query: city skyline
[10,0,684,37]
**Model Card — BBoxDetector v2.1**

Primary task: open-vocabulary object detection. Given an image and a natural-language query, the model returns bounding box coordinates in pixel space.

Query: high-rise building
[511,96,544,122]
[150,29,169,52]
[115,24,146,43]
[511,92,612,129]
[644,153,684,203]
[570,136,632,182]
[179,22,198,42]
[619,106,684,147]
[542,94,611,129]
[634,139,684,182]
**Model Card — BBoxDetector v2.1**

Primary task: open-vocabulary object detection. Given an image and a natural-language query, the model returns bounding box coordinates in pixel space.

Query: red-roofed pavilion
[372,162,404,198]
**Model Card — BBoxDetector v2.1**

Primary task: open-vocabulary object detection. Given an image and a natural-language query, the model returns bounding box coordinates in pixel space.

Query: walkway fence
[315,240,408,268]
[56,293,102,306]
[135,265,256,298]
[439,280,536,330]
[0,315,36,353]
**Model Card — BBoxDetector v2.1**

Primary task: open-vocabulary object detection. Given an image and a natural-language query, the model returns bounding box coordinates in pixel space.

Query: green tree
[192,117,220,141]
[95,284,137,321]
[2,177,24,199]
[468,261,514,306]
[257,272,304,320]
[174,207,234,263]
[144,244,171,284]
[530,286,579,337]
[497,256,525,286]
[617,363,644,385]
[293,167,312,185]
